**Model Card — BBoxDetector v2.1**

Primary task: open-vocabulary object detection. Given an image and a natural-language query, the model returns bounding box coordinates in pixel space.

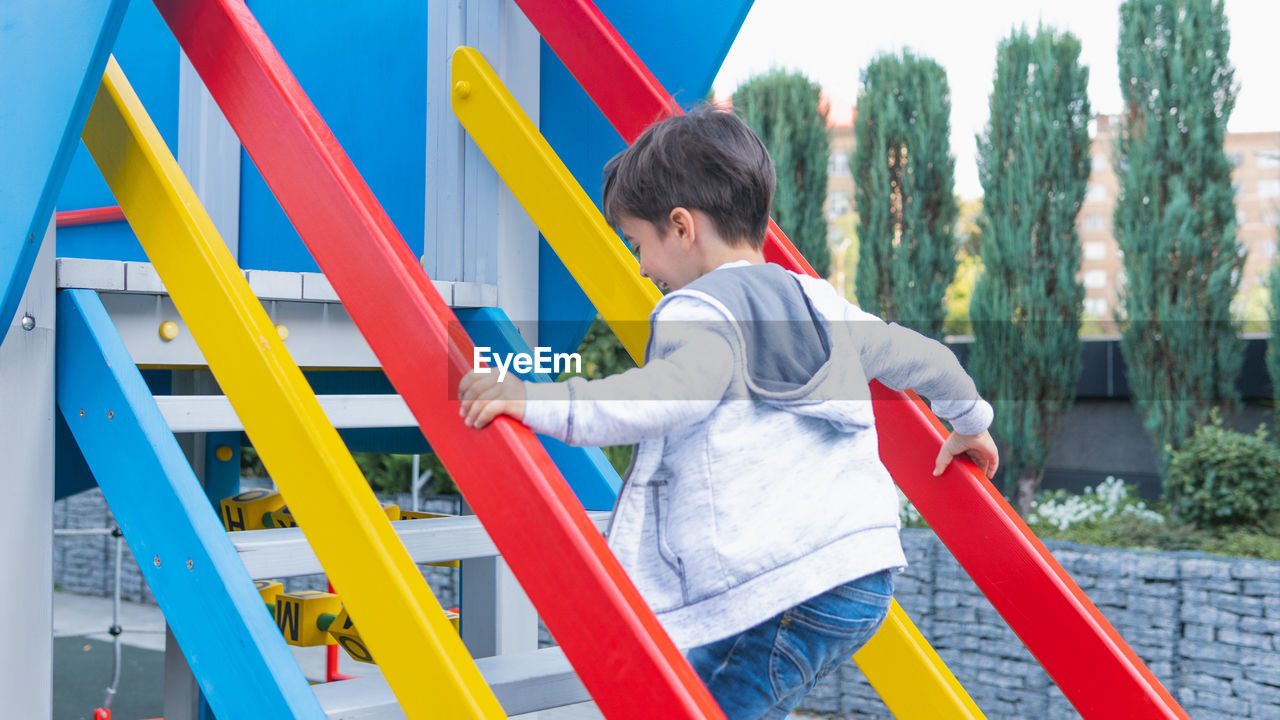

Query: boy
[458,106,998,720]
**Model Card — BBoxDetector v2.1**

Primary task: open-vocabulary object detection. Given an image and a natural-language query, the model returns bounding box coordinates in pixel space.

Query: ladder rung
[156,394,415,432]
[313,646,589,717]
[234,511,613,579]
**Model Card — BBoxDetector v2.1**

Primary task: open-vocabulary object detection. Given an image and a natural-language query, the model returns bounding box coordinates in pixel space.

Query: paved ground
[54,591,824,720]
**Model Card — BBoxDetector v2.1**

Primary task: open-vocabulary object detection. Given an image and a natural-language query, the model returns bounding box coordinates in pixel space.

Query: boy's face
[618,214,697,292]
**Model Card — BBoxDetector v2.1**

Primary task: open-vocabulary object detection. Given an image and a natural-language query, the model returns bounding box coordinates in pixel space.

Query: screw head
[153,556,161,567]
[186,559,193,570]
[20,314,35,331]
[107,410,113,420]
[454,80,471,98]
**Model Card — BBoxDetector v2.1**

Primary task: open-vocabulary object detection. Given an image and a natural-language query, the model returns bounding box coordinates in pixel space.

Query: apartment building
[1080,115,1280,323]
[824,110,1280,320]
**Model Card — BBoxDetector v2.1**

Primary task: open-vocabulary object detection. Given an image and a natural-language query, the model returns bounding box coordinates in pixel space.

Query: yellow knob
[215,445,234,462]
[454,80,471,98]
[159,321,179,341]
[275,324,289,341]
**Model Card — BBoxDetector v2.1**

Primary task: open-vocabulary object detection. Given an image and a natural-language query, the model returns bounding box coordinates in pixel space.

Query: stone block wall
[797,528,1280,720]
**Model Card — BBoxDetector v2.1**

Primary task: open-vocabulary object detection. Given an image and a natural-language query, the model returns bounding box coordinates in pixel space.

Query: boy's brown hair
[602,105,775,249]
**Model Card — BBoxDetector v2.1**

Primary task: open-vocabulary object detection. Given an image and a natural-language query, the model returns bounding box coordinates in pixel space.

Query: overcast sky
[712,0,1280,198]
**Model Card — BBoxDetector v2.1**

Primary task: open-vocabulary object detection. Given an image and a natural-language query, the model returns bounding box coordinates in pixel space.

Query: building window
[1233,182,1244,197]
[1257,151,1280,169]
[1083,214,1106,231]
[1092,154,1109,172]
[828,153,850,178]
[1237,210,1248,226]
[1263,211,1280,227]
[1084,297,1109,317]
[1259,180,1280,198]
[1083,269,1108,289]
[1261,240,1278,259]
[1086,184,1107,202]
[1083,242,1107,260]
[826,191,850,221]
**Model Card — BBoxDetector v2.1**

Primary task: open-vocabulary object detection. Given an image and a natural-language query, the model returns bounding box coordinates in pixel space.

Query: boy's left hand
[933,429,999,479]
[458,370,526,429]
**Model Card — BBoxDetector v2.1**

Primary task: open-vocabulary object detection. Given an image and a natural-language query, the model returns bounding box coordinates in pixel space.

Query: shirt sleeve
[843,302,993,435]
[522,296,736,447]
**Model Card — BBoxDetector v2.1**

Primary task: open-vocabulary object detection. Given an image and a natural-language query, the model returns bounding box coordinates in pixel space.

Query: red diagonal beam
[150,1,723,718]
[517,1,1188,718]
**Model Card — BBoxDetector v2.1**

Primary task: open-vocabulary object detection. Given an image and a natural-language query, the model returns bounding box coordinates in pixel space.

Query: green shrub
[1164,414,1280,529]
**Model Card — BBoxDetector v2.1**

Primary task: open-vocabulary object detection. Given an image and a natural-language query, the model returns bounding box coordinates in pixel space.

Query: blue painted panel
[54,0,181,263]
[457,307,621,510]
[56,289,324,719]
[537,0,754,355]
[0,0,128,348]
[238,0,428,272]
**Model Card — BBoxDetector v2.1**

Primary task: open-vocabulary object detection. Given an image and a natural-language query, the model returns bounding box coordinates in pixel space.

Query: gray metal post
[159,51,243,720]
[0,218,55,717]
[433,1,544,702]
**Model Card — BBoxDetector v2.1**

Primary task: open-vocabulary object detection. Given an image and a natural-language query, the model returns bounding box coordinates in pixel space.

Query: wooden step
[312,646,589,718]
[156,394,415,432]
[234,511,612,579]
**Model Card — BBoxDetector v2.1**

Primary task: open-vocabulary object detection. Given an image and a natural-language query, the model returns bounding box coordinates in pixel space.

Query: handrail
[513,2,1190,717]
[452,45,985,720]
[150,1,725,717]
[82,57,503,719]
[56,205,125,227]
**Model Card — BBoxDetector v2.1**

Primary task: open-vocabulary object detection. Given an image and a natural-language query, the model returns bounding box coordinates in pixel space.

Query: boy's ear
[669,207,696,250]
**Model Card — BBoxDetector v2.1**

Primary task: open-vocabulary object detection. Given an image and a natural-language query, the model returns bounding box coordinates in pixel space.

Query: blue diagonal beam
[457,307,622,511]
[0,0,130,347]
[56,288,324,720]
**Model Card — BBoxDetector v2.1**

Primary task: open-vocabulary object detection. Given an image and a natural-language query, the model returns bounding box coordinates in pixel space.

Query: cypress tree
[972,28,1091,512]
[1114,0,1243,470]
[852,52,958,338]
[734,70,831,276]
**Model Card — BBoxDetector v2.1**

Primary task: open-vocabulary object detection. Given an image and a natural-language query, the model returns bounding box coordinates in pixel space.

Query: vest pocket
[650,482,689,604]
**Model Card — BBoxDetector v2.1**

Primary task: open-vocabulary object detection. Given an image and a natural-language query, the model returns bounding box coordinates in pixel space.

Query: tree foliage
[734,70,831,276]
[852,51,958,338]
[972,27,1091,511]
[1114,0,1243,472]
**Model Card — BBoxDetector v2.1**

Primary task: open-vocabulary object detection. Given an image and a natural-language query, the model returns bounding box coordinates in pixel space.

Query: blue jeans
[686,570,894,720]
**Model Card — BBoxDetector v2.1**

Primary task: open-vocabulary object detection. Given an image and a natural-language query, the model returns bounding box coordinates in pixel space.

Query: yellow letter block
[275,590,340,646]
[220,488,284,531]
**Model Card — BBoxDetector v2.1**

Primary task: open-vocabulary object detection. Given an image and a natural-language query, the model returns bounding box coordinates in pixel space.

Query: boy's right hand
[933,429,999,479]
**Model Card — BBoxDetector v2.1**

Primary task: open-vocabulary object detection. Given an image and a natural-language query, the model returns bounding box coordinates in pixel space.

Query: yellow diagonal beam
[83,57,505,720]
[452,46,985,720]
[856,599,987,718]
[450,48,661,362]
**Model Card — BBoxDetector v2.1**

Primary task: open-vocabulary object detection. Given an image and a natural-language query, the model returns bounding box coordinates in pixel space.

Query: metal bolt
[186,559,194,570]
[20,314,35,331]
[107,410,114,420]
[454,80,471,98]
[153,556,161,567]
[79,409,85,418]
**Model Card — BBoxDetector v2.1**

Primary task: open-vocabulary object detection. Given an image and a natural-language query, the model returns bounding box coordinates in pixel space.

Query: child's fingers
[464,384,507,427]
[933,448,953,477]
